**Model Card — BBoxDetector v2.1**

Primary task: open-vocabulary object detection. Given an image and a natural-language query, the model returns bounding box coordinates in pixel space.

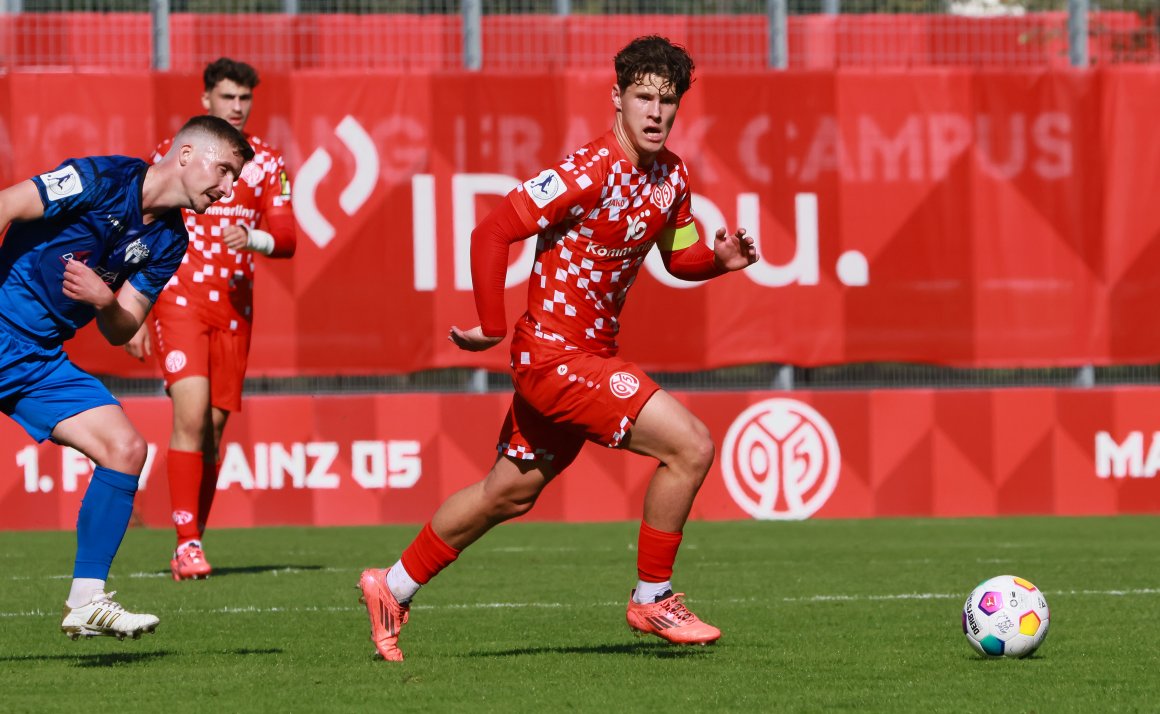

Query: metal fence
[0,0,1157,71]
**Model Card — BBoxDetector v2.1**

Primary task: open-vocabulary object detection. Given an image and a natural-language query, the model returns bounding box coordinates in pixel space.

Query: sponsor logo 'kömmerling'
[721,398,841,520]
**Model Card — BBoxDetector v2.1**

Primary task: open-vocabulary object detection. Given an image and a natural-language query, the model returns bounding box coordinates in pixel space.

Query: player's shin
[634,520,682,603]
[70,466,138,605]
[167,449,204,546]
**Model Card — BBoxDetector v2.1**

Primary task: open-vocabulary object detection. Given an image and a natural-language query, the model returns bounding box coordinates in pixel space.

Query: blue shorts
[0,323,119,443]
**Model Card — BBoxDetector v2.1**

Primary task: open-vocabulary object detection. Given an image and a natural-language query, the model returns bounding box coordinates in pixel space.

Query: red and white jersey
[509,130,694,356]
[151,133,292,332]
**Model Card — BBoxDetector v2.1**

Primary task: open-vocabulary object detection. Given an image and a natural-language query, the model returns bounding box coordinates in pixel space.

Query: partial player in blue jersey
[0,115,253,641]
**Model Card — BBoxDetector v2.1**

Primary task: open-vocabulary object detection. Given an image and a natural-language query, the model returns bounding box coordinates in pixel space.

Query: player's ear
[201,92,212,112]
[611,85,623,110]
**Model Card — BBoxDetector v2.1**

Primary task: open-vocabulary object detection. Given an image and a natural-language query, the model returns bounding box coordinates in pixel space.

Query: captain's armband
[656,223,699,253]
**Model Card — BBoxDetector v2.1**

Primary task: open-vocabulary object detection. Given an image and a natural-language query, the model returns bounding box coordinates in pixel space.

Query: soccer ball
[961,575,1050,658]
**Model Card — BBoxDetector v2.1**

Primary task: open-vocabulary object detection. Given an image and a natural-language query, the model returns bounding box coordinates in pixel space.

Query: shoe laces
[658,593,697,625]
[178,546,204,563]
[92,591,126,614]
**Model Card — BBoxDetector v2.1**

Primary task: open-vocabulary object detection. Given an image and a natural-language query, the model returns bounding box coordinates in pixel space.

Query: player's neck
[139,164,174,223]
[612,118,657,169]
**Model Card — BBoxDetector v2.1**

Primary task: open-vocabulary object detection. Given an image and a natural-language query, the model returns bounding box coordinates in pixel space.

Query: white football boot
[60,591,160,641]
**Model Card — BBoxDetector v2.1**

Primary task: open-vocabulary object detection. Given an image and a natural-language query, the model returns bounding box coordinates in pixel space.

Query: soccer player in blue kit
[0,115,252,640]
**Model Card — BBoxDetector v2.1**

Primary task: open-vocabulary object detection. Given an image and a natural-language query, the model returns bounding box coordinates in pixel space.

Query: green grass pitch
[1,516,1158,713]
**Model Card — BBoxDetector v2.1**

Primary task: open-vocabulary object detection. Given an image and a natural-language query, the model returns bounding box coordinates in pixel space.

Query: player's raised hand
[449,325,503,352]
[712,227,758,271]
[62,259,115,309]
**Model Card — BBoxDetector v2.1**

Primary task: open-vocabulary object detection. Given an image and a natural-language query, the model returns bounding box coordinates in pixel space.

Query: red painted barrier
[1,388,1156,530]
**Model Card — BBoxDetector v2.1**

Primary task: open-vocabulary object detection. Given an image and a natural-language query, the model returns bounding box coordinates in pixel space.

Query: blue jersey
[0,155,188,346]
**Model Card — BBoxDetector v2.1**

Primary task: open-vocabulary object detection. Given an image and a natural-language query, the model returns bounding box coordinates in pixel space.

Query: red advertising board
[1,388,1156,531]
[4,69,1160,376]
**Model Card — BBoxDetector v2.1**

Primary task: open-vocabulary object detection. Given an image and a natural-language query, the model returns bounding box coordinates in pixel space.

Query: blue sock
[73,466,139,580]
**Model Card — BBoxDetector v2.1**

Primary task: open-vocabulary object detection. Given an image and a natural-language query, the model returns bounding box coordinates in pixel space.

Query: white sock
[67,578,106,609]
[634,580,673,604]
[386,560,421,604]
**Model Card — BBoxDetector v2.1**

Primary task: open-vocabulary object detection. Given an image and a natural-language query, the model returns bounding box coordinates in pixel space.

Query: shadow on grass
[0,647,282,668]
[0,651,175,667]
[463,642,713,659]
[159,564,326,578]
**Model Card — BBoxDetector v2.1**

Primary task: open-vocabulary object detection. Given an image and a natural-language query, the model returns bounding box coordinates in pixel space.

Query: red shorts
[497,333,660,473]
[151,302,251,413]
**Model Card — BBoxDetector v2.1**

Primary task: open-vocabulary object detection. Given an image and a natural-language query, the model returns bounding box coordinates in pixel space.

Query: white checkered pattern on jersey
[521,133,691,356]
[151,133,287,332]
[497,443,555,462]
[609,415,632,448]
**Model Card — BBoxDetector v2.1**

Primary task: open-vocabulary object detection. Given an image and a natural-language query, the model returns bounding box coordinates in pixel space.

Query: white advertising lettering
[738,111,1073,185]
[14,440,418,494]
[1094,431,1160,478]
[216,440,422,491]
[17,444,157,493]
[412,175,868,291]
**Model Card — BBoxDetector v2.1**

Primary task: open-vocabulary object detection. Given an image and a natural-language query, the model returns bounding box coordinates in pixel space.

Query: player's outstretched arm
[449,325,503,352]
[711,226,758,272]
[0,180,46,241]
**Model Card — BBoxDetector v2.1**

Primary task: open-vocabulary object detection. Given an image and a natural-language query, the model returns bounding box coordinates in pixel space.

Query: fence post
[463,0,482,70]
[822,0,840,15]
[283,0,299,13]
[1068,0,1089,67]
[151,0,170,71]
[767,0,788,69]
[555,0,571,13]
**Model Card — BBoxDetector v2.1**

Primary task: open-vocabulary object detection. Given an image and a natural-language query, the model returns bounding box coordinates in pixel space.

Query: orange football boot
[358,568,410,662]
[170,544,212,581]
[626,590,721,645]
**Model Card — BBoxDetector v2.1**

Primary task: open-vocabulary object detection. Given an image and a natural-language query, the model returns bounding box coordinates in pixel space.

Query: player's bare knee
[683,436,715,481]
[102,432,149,474]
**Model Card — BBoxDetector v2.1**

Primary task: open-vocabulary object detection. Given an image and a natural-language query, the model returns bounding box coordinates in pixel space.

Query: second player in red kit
[127,58,296,581]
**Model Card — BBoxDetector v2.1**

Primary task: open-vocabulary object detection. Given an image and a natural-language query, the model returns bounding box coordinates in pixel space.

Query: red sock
[168,449,204,547]
[399,523,461,584]
[196,458,221,540]
[637,521,683,582]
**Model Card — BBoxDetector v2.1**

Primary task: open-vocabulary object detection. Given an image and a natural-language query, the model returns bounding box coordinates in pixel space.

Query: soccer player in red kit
[356,35,758,661]
[126,58,296,580]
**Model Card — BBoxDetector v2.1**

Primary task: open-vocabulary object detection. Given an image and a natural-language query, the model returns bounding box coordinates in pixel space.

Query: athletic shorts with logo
[151,300,250,413]
[0,319,119,442]
[498,327,660,473]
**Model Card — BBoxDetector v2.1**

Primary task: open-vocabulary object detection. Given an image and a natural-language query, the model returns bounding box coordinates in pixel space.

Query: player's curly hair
[203,57,261,92]
[614,35,695,98]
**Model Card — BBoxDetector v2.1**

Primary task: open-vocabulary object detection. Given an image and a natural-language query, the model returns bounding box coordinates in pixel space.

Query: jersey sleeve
[30,159,104,221]
[509,156,605,233]
[127,216,188,303]
[259,152,296,258]
[669,162,694,230]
